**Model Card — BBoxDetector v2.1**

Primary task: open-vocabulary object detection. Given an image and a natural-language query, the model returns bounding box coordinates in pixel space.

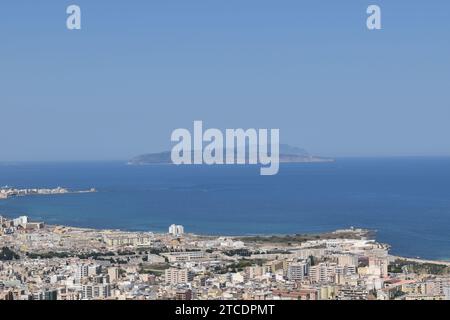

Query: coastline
[389,255,450,267]
[1,159,449,263]
[7,218,448,267]
[2,214,449,301]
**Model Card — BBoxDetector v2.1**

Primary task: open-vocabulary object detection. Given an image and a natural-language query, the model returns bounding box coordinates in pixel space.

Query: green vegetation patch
[389,259,450,275]
[0,247,20,261]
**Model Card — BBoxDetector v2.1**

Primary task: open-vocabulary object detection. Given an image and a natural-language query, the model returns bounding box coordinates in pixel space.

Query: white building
[338,254,359,268]
[163,251,205,263]
[231,272,246,284]
[103,233,153,247]
[165,268,190,285]
[367,256,389,278]
[169,224,184,237]
[310,263,337,283]
[13,216,28,227]
[443,284,450,300]
[75,264,89,280]
[107,267,119,283]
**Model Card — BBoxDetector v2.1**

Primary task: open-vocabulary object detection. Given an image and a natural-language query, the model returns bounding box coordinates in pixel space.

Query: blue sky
[1,0,449,160]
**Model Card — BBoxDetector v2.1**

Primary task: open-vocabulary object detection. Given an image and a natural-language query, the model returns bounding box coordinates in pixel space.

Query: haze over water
[1,158,449,261]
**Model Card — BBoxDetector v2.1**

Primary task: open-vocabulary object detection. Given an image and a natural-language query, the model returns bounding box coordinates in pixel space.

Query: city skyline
[2,213,449,301]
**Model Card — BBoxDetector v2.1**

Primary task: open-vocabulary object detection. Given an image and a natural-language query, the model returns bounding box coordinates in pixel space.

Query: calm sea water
[0,158,449,261]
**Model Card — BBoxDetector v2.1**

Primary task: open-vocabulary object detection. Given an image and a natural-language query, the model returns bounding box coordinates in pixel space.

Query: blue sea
[0,158,449,261]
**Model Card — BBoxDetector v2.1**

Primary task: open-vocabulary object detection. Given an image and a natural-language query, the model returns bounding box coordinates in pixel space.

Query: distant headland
[0,187,97,200]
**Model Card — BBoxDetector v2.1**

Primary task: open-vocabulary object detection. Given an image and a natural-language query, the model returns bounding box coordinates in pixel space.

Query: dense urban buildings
[0,215,449,300]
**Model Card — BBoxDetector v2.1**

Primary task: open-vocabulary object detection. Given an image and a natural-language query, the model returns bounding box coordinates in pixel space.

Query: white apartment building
[309,263,338,283]
[107,267,119,283]
[169,224,184,237]
[163,251,205,263]
[169,224,185,237]
[443,284,450,300]
[75,264,89,280]
[338,254,359,267]
[368,257,389,278]
[12,216,28,227]
[165,268,191,285]
[103,233,153,247]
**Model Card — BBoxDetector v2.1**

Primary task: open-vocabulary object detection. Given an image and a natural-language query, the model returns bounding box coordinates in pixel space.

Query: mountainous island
[128,144,334,165]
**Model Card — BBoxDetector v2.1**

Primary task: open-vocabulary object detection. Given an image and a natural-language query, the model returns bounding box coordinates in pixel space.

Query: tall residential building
[287,261,309,281]
[168,224,184,237]
[107,267,119,283]
[82,284,111,300]
[310,263,337,283]
[75,264,89,280]
[31,290,58,301]
[338,254,359,267]
[443,284,450,300]
[263,260,284,274]
[368,257,389,278]
[165,268,192,285]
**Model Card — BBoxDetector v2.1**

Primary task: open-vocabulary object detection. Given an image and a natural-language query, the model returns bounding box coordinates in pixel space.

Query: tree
[0,247,20,261]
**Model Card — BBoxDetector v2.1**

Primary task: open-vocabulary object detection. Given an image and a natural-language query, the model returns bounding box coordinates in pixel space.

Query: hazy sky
[1,0,449,161]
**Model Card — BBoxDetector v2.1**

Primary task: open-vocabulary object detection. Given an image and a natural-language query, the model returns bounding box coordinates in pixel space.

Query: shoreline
[6,218,448,266]
[389,255,450,267]
[1,209,449,264]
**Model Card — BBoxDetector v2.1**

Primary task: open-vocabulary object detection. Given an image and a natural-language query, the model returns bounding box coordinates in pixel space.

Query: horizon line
[1,155,450,164]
